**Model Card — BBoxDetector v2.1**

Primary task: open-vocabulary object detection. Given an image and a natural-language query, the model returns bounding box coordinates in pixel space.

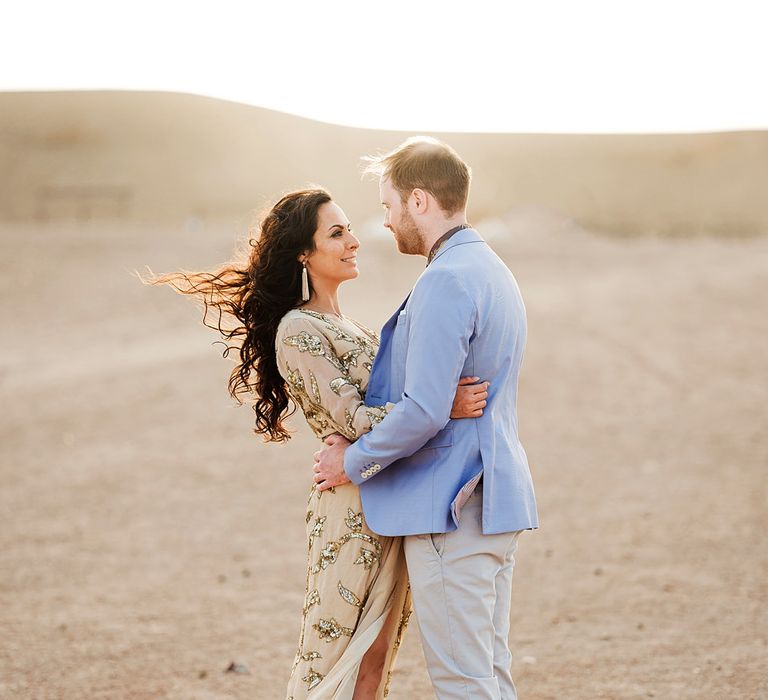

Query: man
[313,136,538,699]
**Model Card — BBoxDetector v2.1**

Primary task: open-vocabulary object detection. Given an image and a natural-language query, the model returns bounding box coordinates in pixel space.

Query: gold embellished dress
[276,309,412,700]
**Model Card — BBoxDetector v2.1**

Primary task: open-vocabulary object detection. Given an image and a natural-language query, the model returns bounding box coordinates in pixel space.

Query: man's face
[379,177,422,255]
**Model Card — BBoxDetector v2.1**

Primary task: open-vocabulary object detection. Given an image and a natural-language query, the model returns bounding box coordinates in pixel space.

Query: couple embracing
[152,136,538,699]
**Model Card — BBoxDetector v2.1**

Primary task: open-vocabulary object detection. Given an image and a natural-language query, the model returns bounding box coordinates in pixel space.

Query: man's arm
[342,267,477,485]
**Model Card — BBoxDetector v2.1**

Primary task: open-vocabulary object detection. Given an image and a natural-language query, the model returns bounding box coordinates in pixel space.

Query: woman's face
[303,201,360,286]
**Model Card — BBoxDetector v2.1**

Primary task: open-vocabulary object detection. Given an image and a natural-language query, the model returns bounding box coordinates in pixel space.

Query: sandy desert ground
[1,207,766,699]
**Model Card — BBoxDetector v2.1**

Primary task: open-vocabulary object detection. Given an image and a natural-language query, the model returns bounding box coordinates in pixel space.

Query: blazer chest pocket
[390,312,408,392]
[423,427,453,450]
[393,311,408,349]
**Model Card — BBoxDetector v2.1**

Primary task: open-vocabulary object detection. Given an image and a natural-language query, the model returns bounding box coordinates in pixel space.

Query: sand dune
[1,91,767,235]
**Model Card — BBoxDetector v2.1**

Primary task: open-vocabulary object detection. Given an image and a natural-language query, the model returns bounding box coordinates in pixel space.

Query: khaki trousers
[404,489,523,700]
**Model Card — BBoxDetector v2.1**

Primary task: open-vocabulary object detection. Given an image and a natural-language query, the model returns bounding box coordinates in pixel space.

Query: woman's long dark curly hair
[142,188,331,442]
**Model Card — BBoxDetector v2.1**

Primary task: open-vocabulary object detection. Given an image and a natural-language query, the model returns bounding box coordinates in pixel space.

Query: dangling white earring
[301,262,310,301]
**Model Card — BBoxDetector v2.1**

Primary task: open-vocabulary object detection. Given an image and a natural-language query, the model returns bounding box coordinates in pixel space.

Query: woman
[145,188,488,699]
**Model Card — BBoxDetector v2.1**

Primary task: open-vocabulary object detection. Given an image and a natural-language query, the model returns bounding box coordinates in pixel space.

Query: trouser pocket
[428,532,446,557]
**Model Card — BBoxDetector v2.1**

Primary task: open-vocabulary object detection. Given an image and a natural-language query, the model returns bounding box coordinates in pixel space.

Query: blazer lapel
[367,293,410,399]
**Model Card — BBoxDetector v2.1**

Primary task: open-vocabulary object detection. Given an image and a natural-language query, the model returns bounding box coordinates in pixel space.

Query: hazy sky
[2,0,766,132]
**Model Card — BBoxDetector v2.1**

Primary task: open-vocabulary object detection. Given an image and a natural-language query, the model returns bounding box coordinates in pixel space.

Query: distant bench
[36,185,134,221]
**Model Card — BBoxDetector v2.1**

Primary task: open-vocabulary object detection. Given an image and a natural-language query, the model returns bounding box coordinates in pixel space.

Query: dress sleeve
[275,315,393,441]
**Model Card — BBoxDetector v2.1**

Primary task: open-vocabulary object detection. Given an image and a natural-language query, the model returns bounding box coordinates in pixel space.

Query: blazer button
[373,464,381,472]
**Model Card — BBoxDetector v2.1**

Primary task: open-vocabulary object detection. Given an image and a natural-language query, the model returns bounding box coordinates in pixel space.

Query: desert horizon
[2,91,768,237]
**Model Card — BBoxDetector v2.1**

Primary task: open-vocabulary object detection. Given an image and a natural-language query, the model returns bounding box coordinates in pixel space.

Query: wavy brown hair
[141,188,332,442]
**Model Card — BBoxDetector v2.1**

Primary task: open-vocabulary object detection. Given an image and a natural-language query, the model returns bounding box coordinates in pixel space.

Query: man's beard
[393,207,423,255]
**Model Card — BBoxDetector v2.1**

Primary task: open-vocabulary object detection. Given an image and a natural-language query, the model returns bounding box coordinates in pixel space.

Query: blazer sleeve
[275,315,393,441]
[343,267,477,484]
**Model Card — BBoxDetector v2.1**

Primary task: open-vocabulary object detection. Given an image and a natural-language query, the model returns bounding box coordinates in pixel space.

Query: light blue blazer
[343,228,539,536]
